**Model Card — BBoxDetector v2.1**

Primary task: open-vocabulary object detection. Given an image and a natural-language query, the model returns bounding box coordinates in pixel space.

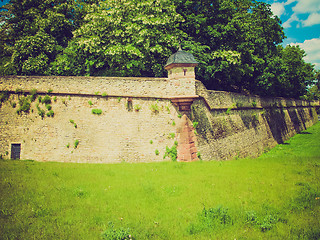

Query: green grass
[1,123,320,239]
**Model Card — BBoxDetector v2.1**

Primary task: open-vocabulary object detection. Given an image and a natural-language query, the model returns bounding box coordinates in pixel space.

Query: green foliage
[0,91,10,104]
[46,105,52,111]
[177,114,182,118]
[117,97,122,103]
[252,101,257,108]
[164,141,178,161]
[0,123,320,239]
[149,140,153,144]
[155,149,159,156]
[88,100,93,106]
[16,96,31,114]
[36,104,45,118]
[168,133,175,139]
[92,109,102,115]
[74,139,79,149]
[41,95,52,105]
[101,223,132,240]
[150,103,159,113]
[48,89,53,93]
[46,110,54,117]
[134,104,141,112]
[102,92,107,97]
[53,96,57,102]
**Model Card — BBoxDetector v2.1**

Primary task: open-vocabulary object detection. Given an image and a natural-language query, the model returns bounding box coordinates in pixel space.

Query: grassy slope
[0,123,320,239]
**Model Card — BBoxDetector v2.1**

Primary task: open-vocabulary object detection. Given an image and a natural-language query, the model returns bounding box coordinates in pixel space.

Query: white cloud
[292,0,320,14]
[302,12,320,26]
[291,37,320,69]
[283,13,300,28]
[279,0,320,27]
[271,2,286,17]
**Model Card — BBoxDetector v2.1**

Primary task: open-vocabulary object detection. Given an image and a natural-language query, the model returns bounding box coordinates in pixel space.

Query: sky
[264,0,320,70]
[0,0,319,70]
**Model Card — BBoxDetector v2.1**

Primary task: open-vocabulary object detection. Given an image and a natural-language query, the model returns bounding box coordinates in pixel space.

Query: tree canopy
[0,0,317,99]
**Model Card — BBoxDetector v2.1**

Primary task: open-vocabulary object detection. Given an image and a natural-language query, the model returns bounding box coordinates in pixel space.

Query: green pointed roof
[165,48,198,69]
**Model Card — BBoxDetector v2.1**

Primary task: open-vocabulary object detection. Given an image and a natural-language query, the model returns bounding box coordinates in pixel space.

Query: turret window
[183,69,187,76]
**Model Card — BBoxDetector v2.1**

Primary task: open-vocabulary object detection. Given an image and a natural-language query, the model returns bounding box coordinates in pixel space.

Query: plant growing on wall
[92,109,102,115]
[134,104,141,112]
[69,119,77,128]
[150,100,160,113]
[164,141,178,161]
[74,140,79,149]
[46,110,54,117]
[41,95,52,105]
[16,96,31,114]
[88,100,93,106]
[252,101,257,108]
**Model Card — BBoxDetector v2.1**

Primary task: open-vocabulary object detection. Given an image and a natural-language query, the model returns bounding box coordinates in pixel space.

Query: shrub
[88,100,93,106]
[46,104,52,110]
[53,96,57,102]
[149,140,153,144]
[155,149,159,155]
[178,114,182,118]
[48,89,53,93]
[92,109,102,115]
[102,92,107,97]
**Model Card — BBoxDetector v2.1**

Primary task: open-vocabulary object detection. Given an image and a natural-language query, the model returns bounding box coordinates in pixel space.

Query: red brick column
[177,114,199,162]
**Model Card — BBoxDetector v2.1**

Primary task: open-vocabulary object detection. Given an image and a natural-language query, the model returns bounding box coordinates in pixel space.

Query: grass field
[1,123,320,239]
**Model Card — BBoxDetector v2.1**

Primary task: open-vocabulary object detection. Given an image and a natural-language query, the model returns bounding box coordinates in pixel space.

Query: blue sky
[1,0,319,70]
[264,0,320,70]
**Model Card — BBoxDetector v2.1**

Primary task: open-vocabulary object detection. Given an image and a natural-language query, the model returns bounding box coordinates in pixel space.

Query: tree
[0,0,98,75]
[50,0,184,77]
[174,0,286,94]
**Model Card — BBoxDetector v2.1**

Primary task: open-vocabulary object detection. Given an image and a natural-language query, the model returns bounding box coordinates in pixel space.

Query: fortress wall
[194,81,319,160]
[0,76,196,98]
[0,76,319,163]
[0,92,182,163]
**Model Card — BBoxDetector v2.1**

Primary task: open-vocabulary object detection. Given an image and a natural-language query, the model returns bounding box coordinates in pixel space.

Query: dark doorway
[11,143,21,159]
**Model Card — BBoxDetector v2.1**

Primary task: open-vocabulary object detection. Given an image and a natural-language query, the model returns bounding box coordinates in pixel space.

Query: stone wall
[193,81,320,160]
[0,75,196,98]
[0,76,319,163]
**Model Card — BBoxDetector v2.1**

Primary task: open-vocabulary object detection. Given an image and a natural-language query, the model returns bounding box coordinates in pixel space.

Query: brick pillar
[177,114,199,162]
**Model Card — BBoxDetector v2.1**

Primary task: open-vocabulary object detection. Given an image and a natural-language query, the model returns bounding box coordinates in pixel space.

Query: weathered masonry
[0,49,319,163]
